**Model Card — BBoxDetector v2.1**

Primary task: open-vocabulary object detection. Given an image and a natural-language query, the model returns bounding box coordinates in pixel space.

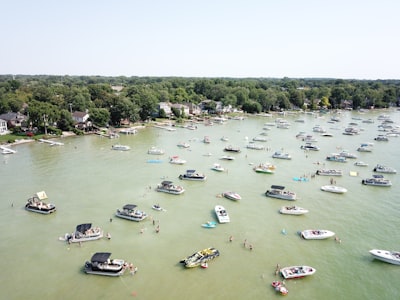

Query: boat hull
[280,266,316,279]
[301,230,335,240]
[369,249,400,265]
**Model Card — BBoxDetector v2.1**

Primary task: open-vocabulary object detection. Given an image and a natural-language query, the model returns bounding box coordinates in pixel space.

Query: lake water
[1,110,399,300]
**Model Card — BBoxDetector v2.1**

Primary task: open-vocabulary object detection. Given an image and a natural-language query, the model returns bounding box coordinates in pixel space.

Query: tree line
[0,75,399,134]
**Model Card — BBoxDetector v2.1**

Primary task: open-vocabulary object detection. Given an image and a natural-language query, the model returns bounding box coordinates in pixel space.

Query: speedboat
[211,163,225,172]
[224,145,241,153]
[84,252,128,276]
[374,135,389,141]
[177,142,190,148]
[272,151,292,160]
[279,206,309,215]
[253,163,276,174]
[339,150,357,159]
[301,229,335,240]
[178,170,207,181]
[369,249,400,265]
[156,181,185,194]
[201,221,217,228]
[280,266,316,279]
[253,136,267,142]
[316,169,343,176]
[152,204,166,211]
[326,154,347,163]
[246,143,265,150]
[220,155,235,161]
[357,143,373,152]
[265,185,296,200]
[215,205,230,223]
[300,143,320,151]
[203,136,210,143]
[320,185,348,194]
[147,146,164,155]
[64,223,103,243]
[179,247,220,268]
[169,156,187,165]
[373,164,397,174]
[25,191,56,214]
[111,144,130,151]
[116,204,147,221]
[354,161,368,167]
[222,191,241,201]
[362,175,392,187]
[271,281,289,295]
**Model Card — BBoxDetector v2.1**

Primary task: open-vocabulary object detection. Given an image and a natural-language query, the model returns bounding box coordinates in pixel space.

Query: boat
[220,155,235,161]
[201,221,217,228]
[373,164,397,174]
[301,229,335,240]
[252,136,267,142]
[177,142,190,148]
[354,161,368,167]
[339,150,357,159]
[220,136,229,142]
[326,154,347,163]
[265,185,296,200]
[147,146,165,155]
[280,266,316,279]
[211,163,225,172]
[279,206,309,215]
[25,191,56,214]
[300,143,320,151]
[320,185,348,194]
[362,175,392,187]
[272,151,292,160]
[203,136,210,143]
[222,191,241,201]
[64,223,103,243]
[369,249,400,265]
[357,143,373,152]
[374,135,389,141]
[246,143,265,150]
[115,204,147,221]
[169,156,187,165]
[119,128,137,135]
[152,204,166,211]
[315,169,343,176]
[156,181,185,194]
[111,144,130,151]
[84,252,127,276]
[178,170,207,181]
[271,281,289,295]
[0,146,17,154]
[215,205,230,223]
[302,135,318,142]
[224,145,241,153]
[253,163,276,174]
[179,247,220,268]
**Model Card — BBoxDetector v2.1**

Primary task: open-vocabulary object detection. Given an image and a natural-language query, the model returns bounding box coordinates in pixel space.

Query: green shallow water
[1,110,399,300]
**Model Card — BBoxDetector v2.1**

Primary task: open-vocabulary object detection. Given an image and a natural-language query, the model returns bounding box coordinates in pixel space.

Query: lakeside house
[0,119,8,135]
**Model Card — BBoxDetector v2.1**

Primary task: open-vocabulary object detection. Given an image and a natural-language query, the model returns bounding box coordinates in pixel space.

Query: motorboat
[313,125,326,133]
[25,191,56,214]
[302,135,318,142]
[373,164,397,174]
[339,150,357,159]
[326,154,347,163]
[178,170,207,181]
[300,143,320,151]
[169,156,187,165]
[224,145,241,153]
[177,142,190,148]
[271,281,289,295]
[279,205,309,215]
[211,163,225,172]
[320,185,347,194]
[156,181,185,194]
[222,191,241,201]
[272,151,292,160]
[374,135,389,141]
[354,161,368,167]
[220,155,235,161]
[253,163,276,174]
[84,252,128,276]
[357,143,373,152]
[64,223,103,243]
[265,185,296,200]
[369,249,400,265]
[246,143,265,150]
[111,144,130,151]
[215,205,230,223]
[147,146,165,155]
[203,136,210,143]
[201,221,217,228]
[179,247,220,268]
[301,229,335,240]
[220,136,229,142]
[252,136,267,142]
[119,128,137,135]
[362,175,392,187]
[116,204,147,221]
[280,266,316,279]
[152,204,166,211]
[315,169,343,176]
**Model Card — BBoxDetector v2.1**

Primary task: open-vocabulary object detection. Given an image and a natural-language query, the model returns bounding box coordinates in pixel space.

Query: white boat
[222,191,241,201]
[272,151,292,160]
[357,143,373,152]
[84,252,128,276]
[25,191,56,214]
[119,128,137,135]
[211,163,225,172]
[362,175,392,187]
[147,146,164,155]
[64,223,103,243]
[369,249,400,265]
[220,155,235,161]
[203,136,210,143]
[316,169,343,176]
[156,181,185,195]
[373,164,397,174]
[116,204,147,221]
[320,185,347,194]
[252,136,267,142]
[301,229,335,240]
[169,156,187,165]
[354,161,369,167]
[246,143,265,150]
[177,142,190,148]
[220,136,229,142]
[302,135,318,142]
[152,204,166,211]
[279,206,309,215]
[339,150,357,159]
[224,145,241,153]
[0,146,17,154]
[280,266,316,279]
[326,154,347,163]
[300,143,320,151]
[253,163,276,174]
[265,185,296,200]
[215,205,230,223]
[178,169,207,181]
[111,144,130,151]
[374,135,389,141]
[179,247,220,268]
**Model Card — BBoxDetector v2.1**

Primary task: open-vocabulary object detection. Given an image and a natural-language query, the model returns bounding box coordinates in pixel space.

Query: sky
[1,0,400,79]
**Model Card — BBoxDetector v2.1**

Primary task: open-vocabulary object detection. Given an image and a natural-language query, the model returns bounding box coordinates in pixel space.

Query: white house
[0,119,8,135]
[72,111,90,123]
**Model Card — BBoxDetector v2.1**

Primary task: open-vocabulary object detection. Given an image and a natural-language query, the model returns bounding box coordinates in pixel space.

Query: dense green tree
[89,108,110,127]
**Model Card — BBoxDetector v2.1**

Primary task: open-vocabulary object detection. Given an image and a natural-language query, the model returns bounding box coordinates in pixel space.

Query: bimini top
[122,204,137,210]
[76,223,92,233]
[373,175,384,179]
[90,252,112,263]
[186,170,196,173]
[270,185,285,190]
[161,181,173,185]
